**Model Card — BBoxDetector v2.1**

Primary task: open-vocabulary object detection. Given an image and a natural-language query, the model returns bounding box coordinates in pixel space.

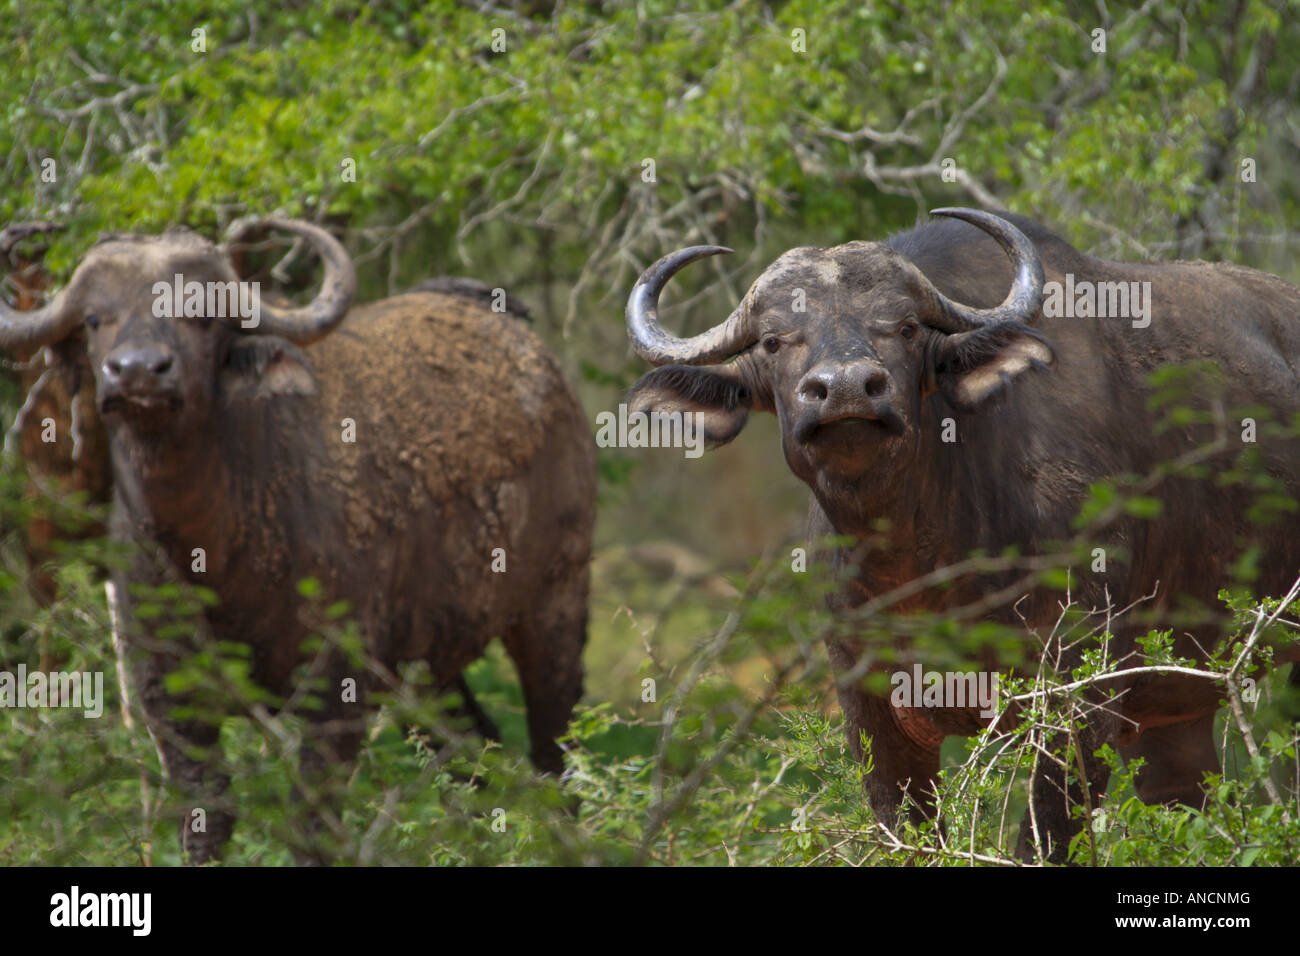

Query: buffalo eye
[86,315,99,330]
[900,323,917,341]
[763,336,781,354]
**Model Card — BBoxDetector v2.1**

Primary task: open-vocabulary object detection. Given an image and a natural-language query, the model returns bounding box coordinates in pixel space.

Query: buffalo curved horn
[223,217,356,345]
[0,222,80,351]
[626,245,758,367]
[920,208,1044,333]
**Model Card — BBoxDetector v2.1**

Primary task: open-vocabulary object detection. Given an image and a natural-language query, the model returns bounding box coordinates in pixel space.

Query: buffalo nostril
[864,372,889,397]
[152,355,173,375]
[799,378,829,402]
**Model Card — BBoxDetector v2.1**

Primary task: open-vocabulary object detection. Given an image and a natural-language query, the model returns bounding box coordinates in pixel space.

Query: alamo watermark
[595,403,704,459]
[1042,273,1151,328]
[50,886,151,936]
[0,665,104,718]
[890,665,999,720]
[152,273,261,329]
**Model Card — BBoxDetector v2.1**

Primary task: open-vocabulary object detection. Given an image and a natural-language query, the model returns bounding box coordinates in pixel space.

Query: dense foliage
[2,0,1298,865]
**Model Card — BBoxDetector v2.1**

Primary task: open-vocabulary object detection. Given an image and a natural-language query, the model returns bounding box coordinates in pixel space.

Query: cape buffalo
[0,217,596,863]
[623,208,1300,862]
[1,232,532,607]
[2,238,533,607]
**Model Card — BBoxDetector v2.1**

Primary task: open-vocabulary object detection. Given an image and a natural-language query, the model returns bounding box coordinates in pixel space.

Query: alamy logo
[0,666,103,718]
[152,273,261,328]
[1042,273,1151,328]
[49,886,151,936]
[594,403,704,459]
[890,665,1000,719]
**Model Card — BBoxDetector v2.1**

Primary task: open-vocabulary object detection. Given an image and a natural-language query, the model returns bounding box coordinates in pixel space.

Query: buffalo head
[625,209,1052,489]
[0,218,355,440]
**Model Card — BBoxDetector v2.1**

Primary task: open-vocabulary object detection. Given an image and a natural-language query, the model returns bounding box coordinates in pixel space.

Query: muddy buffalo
[1,218,596,862]
[2,231,532,606]
[624,208,1300,862]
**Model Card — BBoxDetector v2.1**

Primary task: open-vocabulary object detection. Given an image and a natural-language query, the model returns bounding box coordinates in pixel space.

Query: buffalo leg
[119,564,235,864]
[1119,712,1217,808]
[827,643,942,827]
[290,652,370,866]
[291,733,364,866]
[417,672,502,779]
[503,603,587,777]
[1017,718,1113,864]
[439,672,501,742]
[135,658,234,864]
[153,721,233,865]
[850,691,942,827]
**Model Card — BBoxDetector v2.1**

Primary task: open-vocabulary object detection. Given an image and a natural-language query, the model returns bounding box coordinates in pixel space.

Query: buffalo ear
[624,363,758,449]
[221,336,317,402]
[932,324,1053,411]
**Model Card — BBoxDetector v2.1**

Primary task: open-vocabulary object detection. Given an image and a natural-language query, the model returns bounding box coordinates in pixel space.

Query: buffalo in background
[1,218,596,863]
[1,228,531,607]
[2,224,112,608]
